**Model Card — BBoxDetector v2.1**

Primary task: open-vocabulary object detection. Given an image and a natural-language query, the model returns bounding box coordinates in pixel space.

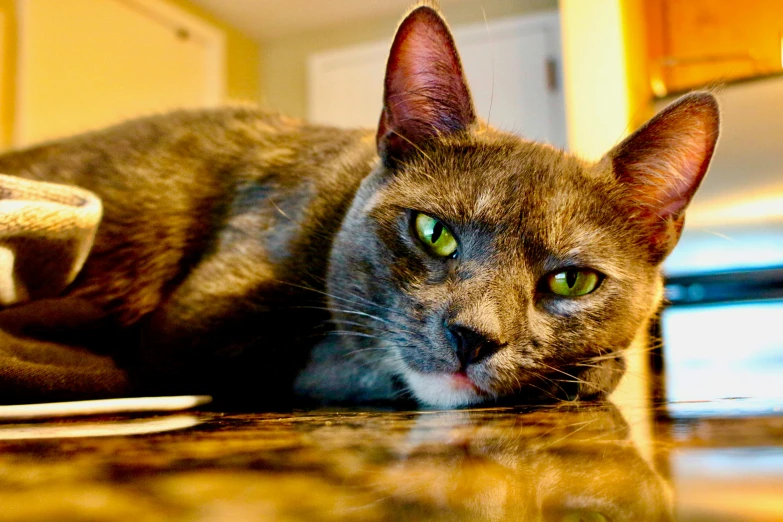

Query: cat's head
[327,5,719,408]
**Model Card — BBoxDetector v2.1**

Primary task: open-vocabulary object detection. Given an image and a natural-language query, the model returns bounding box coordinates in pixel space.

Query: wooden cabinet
[647,0,783,95]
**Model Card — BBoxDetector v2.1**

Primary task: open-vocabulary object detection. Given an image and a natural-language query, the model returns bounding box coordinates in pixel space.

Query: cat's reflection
[367,404,672,521]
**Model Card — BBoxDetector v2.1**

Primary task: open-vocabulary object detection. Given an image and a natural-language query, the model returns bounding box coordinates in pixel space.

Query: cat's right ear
[603,92,720,262]
[377,5,476,166]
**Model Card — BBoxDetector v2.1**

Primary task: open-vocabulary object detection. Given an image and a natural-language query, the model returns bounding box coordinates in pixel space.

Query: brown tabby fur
[0,4,719,407]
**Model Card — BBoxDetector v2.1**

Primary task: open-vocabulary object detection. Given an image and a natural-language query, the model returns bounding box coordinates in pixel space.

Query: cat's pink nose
[446,323,502,369]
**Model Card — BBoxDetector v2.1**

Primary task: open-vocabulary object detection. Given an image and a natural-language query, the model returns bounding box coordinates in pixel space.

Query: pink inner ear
[658,119,715,216]
[611,93,720,220]
[634,116,715,216]
[377,6,475,161]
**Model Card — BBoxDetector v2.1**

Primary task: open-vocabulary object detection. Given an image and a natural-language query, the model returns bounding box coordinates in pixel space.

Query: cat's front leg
[134,243,322,404]
[294,337,406,405]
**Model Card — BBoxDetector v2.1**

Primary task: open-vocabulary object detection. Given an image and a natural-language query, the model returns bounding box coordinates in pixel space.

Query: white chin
[403,370,486,409]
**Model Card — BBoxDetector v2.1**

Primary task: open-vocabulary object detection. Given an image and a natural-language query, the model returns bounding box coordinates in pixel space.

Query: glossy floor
[0,399,781,521]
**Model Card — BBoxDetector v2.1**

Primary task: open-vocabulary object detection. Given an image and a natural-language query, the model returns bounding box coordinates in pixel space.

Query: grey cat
[0,5,718,408]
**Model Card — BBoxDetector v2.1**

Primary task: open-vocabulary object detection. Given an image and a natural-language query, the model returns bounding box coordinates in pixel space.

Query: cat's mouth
[401,369,492,409]
[400,363,598,408]
[450,371,479,392]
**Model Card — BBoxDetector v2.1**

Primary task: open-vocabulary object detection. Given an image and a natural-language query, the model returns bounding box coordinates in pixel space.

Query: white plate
[0,395,212,421]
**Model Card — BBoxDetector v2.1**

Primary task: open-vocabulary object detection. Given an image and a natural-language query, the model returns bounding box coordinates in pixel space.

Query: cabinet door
[308,12,565,148]
[15,0,224,146]
[647,0,783,94]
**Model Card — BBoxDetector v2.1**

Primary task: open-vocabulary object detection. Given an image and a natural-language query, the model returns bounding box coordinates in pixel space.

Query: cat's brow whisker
[389,128,433,164]
[481,5,495,126]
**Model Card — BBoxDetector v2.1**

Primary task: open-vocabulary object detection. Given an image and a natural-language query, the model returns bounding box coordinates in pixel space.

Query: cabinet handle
[546,58,559,92]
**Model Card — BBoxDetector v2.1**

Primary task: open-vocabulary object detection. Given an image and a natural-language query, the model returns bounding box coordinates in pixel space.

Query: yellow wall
[560,0,630,160]
[0,0,15,148]
[621,0,654,132]
[166,0,260,104]
[560,0,652,160]
[561,0,655,457]
[0,0,259,149]
[260,0,557,119]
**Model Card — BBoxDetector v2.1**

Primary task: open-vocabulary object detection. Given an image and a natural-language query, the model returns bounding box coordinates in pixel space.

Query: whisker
[539,417,601,450]
[535,373,574,399]
[390,128,434,164]
[293,306,394,326]
[480,5,495,126]
[323,319,408,338]
[326,331,385,341]
[537,361,591,387]
[275,279,394,315]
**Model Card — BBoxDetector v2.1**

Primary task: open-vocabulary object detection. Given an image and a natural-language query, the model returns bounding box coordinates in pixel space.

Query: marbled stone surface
[0,400,781,521]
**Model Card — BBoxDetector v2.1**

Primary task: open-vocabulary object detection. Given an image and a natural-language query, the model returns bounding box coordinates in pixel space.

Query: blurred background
[0,0,780,415]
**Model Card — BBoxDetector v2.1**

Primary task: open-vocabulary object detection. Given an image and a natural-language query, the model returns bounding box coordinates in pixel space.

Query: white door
[308,12,566,148]
[15,0,225,146]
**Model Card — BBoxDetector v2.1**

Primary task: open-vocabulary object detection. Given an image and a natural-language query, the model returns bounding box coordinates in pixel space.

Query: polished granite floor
[0,398,781,521]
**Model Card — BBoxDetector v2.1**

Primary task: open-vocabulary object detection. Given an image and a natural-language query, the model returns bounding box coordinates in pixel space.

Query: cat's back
[0,107,376,325]
[0,107,372,194]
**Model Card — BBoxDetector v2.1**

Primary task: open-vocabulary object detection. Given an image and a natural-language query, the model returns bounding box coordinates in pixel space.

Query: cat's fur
[0,5,719,408]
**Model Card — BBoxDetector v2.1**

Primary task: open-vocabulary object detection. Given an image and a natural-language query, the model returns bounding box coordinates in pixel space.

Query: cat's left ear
[377,6,476,166]
[603,92,720,262]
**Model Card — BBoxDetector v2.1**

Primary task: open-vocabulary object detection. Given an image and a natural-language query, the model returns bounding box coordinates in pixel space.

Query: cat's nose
[446,322,502,368]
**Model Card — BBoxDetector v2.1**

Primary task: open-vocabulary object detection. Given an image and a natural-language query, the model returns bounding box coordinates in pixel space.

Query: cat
[0,4,719,408]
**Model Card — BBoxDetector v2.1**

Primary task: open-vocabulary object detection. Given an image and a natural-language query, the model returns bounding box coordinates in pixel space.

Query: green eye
[545,268,601,297]
[414,212,458,258]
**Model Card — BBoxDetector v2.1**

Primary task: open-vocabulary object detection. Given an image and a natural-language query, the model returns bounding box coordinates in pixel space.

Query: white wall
[308,13,566,147]
[663,76,783,275]
[259,0,558,119]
